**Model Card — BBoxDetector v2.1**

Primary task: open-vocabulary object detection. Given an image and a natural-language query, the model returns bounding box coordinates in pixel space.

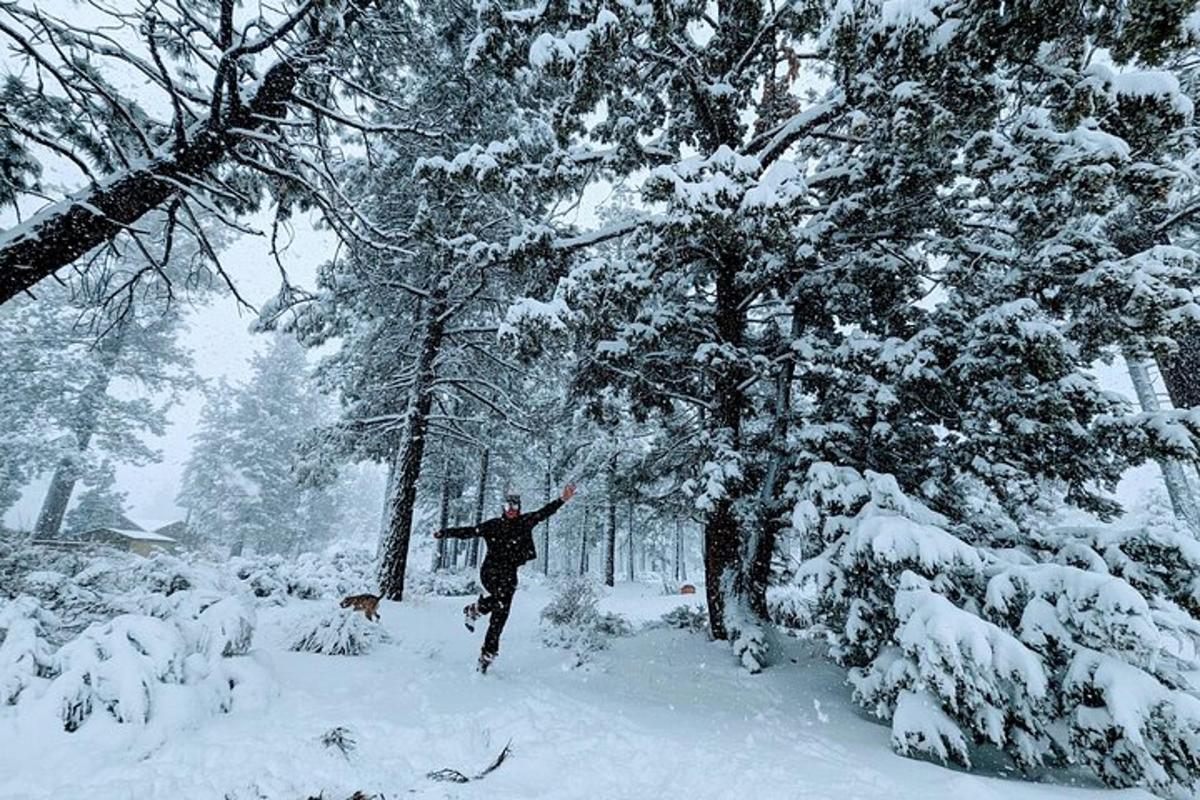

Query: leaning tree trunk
[467,448,488,568]
[33,322,126,538]
[703,253,748,641]
[1127,358,1200,531]
[377,295,446,601]
[604,454,617,587]
[0,1,376,306]
[747,304,800,617]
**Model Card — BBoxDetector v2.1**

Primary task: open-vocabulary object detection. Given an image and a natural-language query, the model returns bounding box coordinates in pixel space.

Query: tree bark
[680,522,688,581]
[0,2,373,305]
[703,253,747,640]
[433,451,452,571]
[377,294,446,601]
[626,501,635,582]
[1127,358,1200,531]
[467,448,488,568]
[604,454,617,587]
[33,322,126,538]
[747,305,799,617]
[674,518,683,581]
[1161,335,1200,410]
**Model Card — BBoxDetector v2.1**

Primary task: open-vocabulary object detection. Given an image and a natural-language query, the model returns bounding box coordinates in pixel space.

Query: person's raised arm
[525,484,577,525]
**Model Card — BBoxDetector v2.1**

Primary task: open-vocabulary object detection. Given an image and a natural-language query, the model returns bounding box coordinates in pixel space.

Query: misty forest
[6,1,1200,798]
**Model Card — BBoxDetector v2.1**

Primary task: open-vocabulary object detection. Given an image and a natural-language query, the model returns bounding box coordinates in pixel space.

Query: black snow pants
[477,563,519,656]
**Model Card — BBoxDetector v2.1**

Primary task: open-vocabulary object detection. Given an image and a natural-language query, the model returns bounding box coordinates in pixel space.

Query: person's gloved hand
[561,483,577,502]
[432,530,444,539]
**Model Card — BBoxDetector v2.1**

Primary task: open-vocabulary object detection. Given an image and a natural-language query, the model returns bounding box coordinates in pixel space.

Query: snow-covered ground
[0,583,1151,800]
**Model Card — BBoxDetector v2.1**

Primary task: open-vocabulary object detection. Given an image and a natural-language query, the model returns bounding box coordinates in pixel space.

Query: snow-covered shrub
[0,544,117,641]
[654,604,709,633]
[21,596,267,732]
[0,595,58,705]
[230,544,376,603]
[794,463,1200,796]
[408,569,481,597]
[540,576,631,664]
[0,543,270,732]
[720,572,770,674]
[287,601,386,656]
[766,583,815,630]
[43,614,187,729]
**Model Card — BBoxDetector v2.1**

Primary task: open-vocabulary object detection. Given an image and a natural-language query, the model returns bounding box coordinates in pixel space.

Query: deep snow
[0,583,1152,800]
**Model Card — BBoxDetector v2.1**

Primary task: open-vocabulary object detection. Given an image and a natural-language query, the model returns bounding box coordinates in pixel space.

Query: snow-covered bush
[794,463,1200,796]
[0,542,270,731]
[22,603,269,732]
[287,601,386,656]
[230,543,375,604]
[44,614,188,729]
[765,583,815,630]
[540,576,631,664]
[654,604,709,633]
[407,569,481,597]
[0,595,58,705]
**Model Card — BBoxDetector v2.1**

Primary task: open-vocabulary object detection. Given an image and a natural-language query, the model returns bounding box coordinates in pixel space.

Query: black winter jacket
[439,499,563,573]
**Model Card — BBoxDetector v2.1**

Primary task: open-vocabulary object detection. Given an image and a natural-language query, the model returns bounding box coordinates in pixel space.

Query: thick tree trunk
[0,3,374,305]
[604,455,617,587]
[704,254,747,640]
[467,448,488,568]
[377,296,446,601]
[747,306,800,617]
[33,324,126,538]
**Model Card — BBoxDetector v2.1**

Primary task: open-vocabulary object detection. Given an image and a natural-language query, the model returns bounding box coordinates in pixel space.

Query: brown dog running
[340,593,381,622]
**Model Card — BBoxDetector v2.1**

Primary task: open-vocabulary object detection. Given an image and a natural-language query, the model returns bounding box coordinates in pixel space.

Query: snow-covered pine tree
[282,0,582,601]
[782,1,1200,792]
[233,335,329,554]
[467,0,859,665]
[0,282,195,537]
[61,462,129,535]
[0,1,403,305]
[177,380,251,553]
[177,336,339,555]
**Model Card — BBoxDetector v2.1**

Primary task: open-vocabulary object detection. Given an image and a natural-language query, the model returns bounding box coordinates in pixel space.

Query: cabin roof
[83,527,177,543]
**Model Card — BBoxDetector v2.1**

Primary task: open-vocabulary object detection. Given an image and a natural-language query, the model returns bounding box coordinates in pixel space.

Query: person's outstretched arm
[525,484,577,525]
[434,517,499,539]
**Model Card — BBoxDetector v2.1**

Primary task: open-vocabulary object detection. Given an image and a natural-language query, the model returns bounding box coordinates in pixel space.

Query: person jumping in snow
[434,483,576,673]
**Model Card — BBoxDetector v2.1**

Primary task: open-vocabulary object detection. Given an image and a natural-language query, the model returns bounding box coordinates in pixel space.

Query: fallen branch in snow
[426,741,513,783]
[319,726,357,759]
